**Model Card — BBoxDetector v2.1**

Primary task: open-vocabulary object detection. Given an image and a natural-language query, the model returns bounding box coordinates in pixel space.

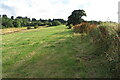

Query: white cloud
[0,0,119,22]
[83,0,119,22]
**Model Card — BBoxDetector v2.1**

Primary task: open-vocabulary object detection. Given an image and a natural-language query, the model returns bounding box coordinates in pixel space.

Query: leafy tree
[32,18,36,21]
[48,22,52,26]
[53,19,66,24]
[13,19,21,27]
[34,25,38,29]
[32,21,42,26]
[88,20,100,25]
[16,16,22,19]
[21,18,29,26]
[2,18,13,28]
[21,17,31,26]
[52,20,61,26]
[21,19,26,26]
[44,21,49,25]
[67,9,87,29]
[30,21,41,26]
[1,14,66,28]
[2,14,7,19]
[48,19,52,22]
[11,16,14,19]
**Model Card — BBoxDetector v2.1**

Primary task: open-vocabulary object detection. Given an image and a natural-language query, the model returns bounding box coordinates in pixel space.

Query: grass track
[2,25,111,78]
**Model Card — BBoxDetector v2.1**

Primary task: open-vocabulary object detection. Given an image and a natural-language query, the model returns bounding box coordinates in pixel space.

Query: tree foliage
[13,19,21,27]
[52,20,61,26]
[1,14,66,28]
[67,9,87,28]
[2,18,13,28]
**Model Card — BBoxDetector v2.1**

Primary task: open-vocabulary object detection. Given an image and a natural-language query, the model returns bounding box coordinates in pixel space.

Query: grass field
[2,25,112,78]
[2,27,27,35]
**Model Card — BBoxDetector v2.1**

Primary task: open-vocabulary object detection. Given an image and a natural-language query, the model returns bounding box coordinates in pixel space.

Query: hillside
[2,25,112,78]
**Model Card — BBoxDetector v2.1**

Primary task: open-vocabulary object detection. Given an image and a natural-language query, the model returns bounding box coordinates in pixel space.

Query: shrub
[2,18,14,28]
[106,33,119,77]
[89,23,120,77]
[89,27,101,44]
[0,26,4,29]
[52,20,61,26]
[99,26,109,41]
[48,22,53,26]
[69,24,73,28]
[27,26,31,29]
[118,24,120,36]
[89,25,116,50]
[13,19,21,27]
[34,25,38,29]
[87,24,97,33]
[73,22,90,33]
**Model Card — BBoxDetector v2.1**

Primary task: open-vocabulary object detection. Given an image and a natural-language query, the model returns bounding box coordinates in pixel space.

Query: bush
[2,18,14,28]
[68,24,73,29]
[48,22,53,26]
[89,23,120,77]
[73,22,90,33]
[0,26,5,29]
[89,25,116,49]
[13,19,21,27]
[89,27,102,44]
[34,25,38,29]
[27,26,31,29]
[52,21,61,26]
[87,24,97,33]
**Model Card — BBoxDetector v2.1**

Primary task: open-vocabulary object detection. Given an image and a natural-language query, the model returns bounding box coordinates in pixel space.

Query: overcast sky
[0,0,119,22]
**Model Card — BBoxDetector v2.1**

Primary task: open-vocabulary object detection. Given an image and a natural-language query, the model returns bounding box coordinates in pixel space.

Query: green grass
[2,25,112,78]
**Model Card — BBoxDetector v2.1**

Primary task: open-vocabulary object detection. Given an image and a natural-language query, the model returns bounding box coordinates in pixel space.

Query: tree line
[0,14,66,29]
[0,9,116,29]
[66,9,116,29]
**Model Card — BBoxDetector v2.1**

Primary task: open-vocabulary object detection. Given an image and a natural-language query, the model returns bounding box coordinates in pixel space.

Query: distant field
[2,25,111,78]
[1,26,46,35]
[2,27,27,35]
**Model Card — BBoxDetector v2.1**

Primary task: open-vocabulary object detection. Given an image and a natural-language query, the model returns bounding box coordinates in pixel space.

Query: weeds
[73,22,119,77]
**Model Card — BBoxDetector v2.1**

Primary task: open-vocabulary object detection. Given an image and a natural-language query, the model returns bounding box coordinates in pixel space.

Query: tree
[11,16,14,19]
[20,17,30,26]
[21,19,27,26]
[48,22,52,26]
[48,19,52,22]
[67,9,87,29]
[2,14,7,19]
[53,19,66,24]
[44,21,49,25]
[32,18,36,21]
[52,20,61,26]
[2,16,13,28]
[16,16,22,19]
[13,19,21,27]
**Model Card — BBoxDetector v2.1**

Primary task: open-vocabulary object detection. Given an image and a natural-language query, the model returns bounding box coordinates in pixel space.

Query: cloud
[83,0,119,22]
[0,2,17,16]
[0,0,119,22]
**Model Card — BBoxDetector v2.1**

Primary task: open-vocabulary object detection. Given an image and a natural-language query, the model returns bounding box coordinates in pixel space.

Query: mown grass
[2,25,112,78]
[2,27,27,35]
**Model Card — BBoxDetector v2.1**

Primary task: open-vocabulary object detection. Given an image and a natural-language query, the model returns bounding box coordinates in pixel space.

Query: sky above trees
[0,0,119,22]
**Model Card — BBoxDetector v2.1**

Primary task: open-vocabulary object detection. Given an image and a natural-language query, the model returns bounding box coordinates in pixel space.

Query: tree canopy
[67,9,87,28]
[1,14,66,28]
